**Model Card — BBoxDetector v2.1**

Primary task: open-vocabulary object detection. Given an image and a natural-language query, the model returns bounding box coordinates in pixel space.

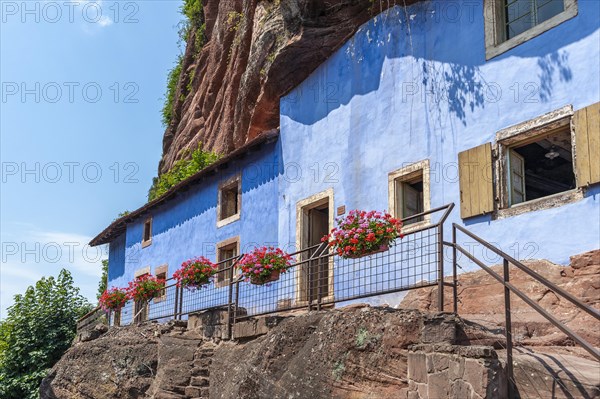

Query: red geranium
[322,210,403,258]
[173,256,218,290]
[127,274,165,302]
[239,247,293,284]
[99,287,128,312]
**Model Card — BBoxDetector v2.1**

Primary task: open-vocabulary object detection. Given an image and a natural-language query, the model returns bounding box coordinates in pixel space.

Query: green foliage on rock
[162,56,183,127]
[0,269,92,399]
[96,259,109,300]
[162,0,206,127]
[148,143,220,202]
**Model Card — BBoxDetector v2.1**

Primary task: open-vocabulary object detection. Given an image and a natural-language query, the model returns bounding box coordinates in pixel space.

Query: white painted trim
[388,159,431,233]
[217,173,242,228]
[142,216,153,248]
[215,236,240,288]
[496,105,573,143]
[494,105,578,214]
[295,188,334,306]
[484,0,578,60]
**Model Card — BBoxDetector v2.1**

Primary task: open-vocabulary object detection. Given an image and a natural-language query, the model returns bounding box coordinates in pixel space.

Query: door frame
[295,188,335,306]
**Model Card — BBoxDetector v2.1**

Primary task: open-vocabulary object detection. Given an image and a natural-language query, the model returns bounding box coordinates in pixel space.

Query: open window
[217,174,241,227]
[215,237,239,287]
[142,217,152,248]
[507,127,575,206]
[484,0,577,59]
[459,103,599,219]
[388,160,431,227]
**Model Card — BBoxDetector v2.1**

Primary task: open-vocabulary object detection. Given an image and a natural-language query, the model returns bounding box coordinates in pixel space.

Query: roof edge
[89,130,279,247]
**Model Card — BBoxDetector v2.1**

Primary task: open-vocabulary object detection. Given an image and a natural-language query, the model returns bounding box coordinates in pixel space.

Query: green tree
[0,269,92,399]
[97,259,109,299]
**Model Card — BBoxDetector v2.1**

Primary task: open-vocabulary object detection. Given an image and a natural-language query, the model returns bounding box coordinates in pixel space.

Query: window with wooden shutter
[573,102,600,187]
[458,143,494,219]
[508,149,526,206]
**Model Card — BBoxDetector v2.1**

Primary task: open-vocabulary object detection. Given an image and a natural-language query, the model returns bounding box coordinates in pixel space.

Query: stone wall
[402,344,505,399]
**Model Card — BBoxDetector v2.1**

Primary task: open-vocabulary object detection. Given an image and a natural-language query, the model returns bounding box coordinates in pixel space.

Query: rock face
[40,307,506,399]
[400,249,600,348]
[160,0,416,173]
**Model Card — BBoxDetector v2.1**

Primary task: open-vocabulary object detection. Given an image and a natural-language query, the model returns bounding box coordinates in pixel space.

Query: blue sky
[0,0,183,318]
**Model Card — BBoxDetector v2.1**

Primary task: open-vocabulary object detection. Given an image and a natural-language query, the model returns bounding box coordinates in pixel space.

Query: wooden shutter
[508,150,526,206]
[458,143,494,219]
[573,102,600,187]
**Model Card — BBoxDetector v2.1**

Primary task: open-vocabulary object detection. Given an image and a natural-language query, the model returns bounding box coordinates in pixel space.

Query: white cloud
[0,227,105,318]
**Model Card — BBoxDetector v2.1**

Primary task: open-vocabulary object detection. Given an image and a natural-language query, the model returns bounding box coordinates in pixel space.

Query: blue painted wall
[106,1,599,311]
[107,141,281,290]
[278,0,600,273]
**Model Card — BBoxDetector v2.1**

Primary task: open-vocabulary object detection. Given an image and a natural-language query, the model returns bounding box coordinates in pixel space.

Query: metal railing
[76,306,107,332]
[450,224,600,398]
[110,204,455,339]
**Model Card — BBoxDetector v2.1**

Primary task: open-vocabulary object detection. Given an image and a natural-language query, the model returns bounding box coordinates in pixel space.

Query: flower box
[174,256,218,291]
[323,210,403,259]
[240,247,293,286]
[250,270,280,285]
[127,275,165,303]
[344,244,390,259]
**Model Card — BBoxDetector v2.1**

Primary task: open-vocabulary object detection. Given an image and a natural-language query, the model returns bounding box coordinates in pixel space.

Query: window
[506,127,575,206]
[133,267,150,322]
[215,237,239,287]
[505,0,564,40]
[217,174,241,227]
[458,103,599,219]
[154,264,168,302]
[484,0,577,59]
[395,175,424,225]
[388,160,431,227]
[142,217,152,248]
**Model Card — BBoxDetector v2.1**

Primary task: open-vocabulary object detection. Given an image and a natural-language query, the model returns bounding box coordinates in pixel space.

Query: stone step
[191,366,210,377]
[153,391,185,399]
[190,376,210,387]
[499,348,600,399]
[193,357,212,369]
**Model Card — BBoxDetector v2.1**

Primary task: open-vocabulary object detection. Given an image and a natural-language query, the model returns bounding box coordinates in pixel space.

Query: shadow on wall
[280,1,596,126]
[538,51,573,103]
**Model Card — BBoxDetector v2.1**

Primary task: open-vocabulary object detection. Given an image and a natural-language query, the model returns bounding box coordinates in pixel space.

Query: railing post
[316,256,322,311]
[452,224,458,314]
[227,265,235,340]
[173,283,180,320]
[437,222,444,312]
[178,285,183,320]
[503,259,515,398]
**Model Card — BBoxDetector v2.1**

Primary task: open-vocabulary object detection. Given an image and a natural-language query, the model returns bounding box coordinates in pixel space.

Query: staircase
[450,225,600,398]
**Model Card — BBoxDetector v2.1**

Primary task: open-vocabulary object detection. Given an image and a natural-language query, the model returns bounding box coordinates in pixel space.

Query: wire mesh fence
[107,204,454,337]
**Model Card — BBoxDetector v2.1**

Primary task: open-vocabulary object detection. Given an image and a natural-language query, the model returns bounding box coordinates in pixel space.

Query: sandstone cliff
[400,249,600,348]
[160,0,415,173]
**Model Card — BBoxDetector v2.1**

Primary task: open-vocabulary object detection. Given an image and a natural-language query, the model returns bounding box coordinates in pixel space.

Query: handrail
[452,223,600,398]
[454,243,600,361]
[77,305,102,323]
[454,224,600,321]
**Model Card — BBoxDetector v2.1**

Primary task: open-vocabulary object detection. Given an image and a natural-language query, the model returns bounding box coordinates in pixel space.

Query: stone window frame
[142,216,153,248]
[132,266,151,321]
[294,188,335,306]
[217,173,242,228]
[483,0,578,60]
[153,264,168,303]
[494,104,584,219]
[215,236,240,288]
[388,159,431,233]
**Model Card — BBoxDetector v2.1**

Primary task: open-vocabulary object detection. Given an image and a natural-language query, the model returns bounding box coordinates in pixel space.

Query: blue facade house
[90,0,599,327]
